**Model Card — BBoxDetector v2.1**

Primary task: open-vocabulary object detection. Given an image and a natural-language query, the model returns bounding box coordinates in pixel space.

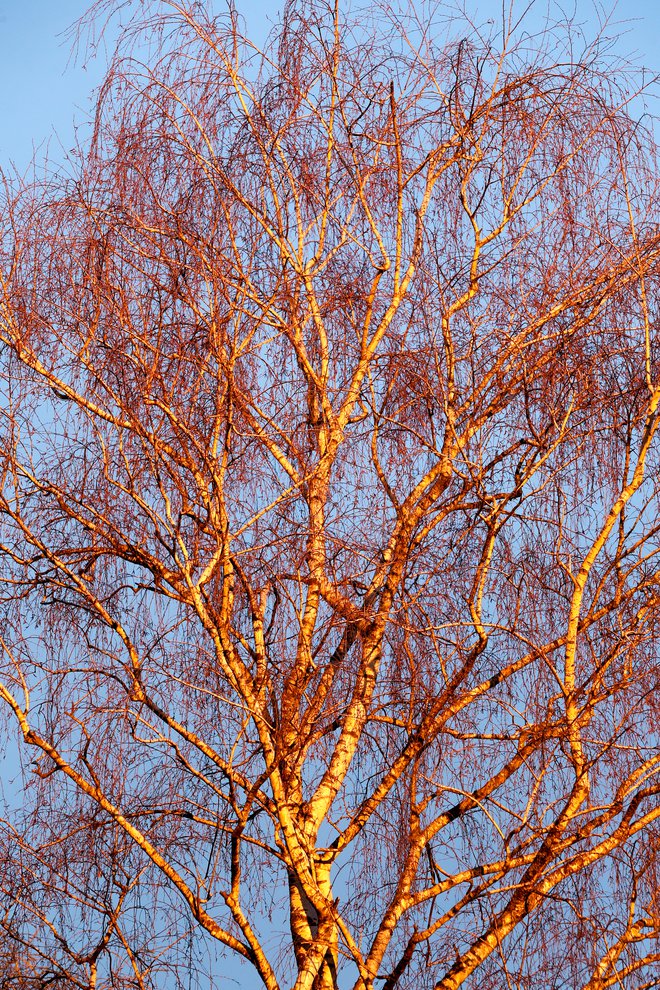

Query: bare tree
[2,1,660,987]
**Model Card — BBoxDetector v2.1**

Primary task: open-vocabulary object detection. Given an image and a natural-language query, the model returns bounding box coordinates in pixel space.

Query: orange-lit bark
[2,2,660,987]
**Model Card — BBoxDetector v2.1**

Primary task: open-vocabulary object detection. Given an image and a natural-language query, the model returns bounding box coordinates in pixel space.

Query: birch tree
[2,1,660,987]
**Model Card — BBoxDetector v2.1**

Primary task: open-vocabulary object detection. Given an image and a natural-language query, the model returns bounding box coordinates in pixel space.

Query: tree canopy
[2,1,660,988]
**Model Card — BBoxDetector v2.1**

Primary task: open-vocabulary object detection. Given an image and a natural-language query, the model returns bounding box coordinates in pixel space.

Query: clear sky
[1,0,660,174]
[0,0,275,172]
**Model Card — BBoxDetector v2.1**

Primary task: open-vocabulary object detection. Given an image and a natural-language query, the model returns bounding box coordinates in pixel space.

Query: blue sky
[0,0,274,171]
[1,0,660,173]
